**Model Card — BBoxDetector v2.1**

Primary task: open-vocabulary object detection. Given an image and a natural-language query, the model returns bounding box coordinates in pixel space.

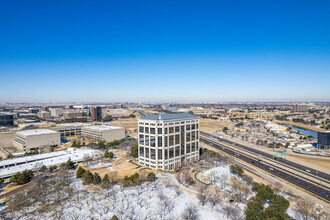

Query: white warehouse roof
[85,125,122,131]
[17,129,58,136]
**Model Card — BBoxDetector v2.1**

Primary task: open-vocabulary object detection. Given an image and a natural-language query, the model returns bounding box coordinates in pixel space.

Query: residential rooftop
[17,129,58,136]
[140,113,199,121]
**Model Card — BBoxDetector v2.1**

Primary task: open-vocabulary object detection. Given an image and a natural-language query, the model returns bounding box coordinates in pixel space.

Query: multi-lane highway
[200,132,330,202]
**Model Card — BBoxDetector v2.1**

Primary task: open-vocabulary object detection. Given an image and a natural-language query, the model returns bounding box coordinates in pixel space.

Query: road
[200,132,330,202]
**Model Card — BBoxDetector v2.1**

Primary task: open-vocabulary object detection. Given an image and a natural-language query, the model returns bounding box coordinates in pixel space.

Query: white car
[269,167,274,170]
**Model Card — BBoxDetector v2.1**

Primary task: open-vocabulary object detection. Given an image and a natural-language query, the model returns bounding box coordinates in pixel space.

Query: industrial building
[318,131,330,150]
[13,129,61,152]
[138,113,200,171]
[63,111,83,118]
[0,113,14,126]
[50,108,63,117]
[52,123,85,137]
[38,111,51,118]
[91,107,102,121]
[81,125,125,142]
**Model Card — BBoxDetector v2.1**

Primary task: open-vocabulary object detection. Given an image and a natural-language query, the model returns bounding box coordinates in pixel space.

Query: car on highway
[306,169,310,172]
[269,167,274,170]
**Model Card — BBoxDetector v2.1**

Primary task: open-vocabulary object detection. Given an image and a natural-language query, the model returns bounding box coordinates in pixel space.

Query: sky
[0,0,330,103]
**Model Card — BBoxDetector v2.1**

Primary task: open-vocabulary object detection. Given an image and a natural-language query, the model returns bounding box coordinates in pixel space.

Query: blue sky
[0,0,329,103]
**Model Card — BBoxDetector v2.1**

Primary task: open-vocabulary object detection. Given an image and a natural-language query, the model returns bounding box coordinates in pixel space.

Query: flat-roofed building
[52,123,86,137]
[0,113,14,126]
[81,125,125,142]
[38,111,51,118]
[50,108,63,117]
[63,111,83,118]
[18,122,56,129]
[318,131,330,150]
[138,113,200,171]
[292,104,308,112]
[13,129,61,152]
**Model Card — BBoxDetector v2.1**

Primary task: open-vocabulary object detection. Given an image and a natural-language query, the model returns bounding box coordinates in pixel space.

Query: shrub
[61,159,75,170]
[101,174,111,189]
[76,167,86,178]
[104,151,114,158]
[82,171,93,185]
[93,173,101,185]
[131,145,138,158]
[123,173,140,187]
[230,165,244,177]
[49,165,58,172]
[147,172,156,181]
[111,215,119,220]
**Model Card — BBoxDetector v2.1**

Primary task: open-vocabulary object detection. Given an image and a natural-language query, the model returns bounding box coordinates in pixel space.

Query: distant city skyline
[1,0,330,103]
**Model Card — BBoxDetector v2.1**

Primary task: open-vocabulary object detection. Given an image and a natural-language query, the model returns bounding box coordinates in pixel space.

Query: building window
[150,127,155,134]
[175,146,180,157]
[192,131,196,141]
[145,147,149,157]
[175,134,180,145]
[158,149,162,159]
[169,127,174,133]
[165,136,168,147]
[186,132,191,142]
[145,135,149,146]
[158,128,162,134]
[139,126,144,133]
[169,148,174,158]
[139,146,144,156]
[169,135,174,146]
[175,126,180,132]
[196,123,199,129]
[192,142,196,152]
[164,128,168,134]
[150,136,155,147]
[139,135,144,145]
[165,149,168,159]
[158,136,162,147]
[187,125,191,131]
[186,144,191,153]
[145,127,149,134]
[151,149,156,160]
[181,144,185,155]
[192,124,195,130]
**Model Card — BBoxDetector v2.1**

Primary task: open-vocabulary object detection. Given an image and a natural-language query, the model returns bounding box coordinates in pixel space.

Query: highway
[200,132,330,202]
[201,131,330,184]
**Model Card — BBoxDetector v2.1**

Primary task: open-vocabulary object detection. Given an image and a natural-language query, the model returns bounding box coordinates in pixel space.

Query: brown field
[78,150,152,179]
[200,118,233,133]
[286,151,330,173]
[111,118,138,130]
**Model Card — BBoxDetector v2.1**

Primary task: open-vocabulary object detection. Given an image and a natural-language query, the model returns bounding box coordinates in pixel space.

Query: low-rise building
[52,123,86,137]
[50,108,63,117]
[0,113,14,126]
[81,125,125,142]
[38,111,51,118]
[63,111,83,118]
[13,129,61,152]
[318,131,330,149]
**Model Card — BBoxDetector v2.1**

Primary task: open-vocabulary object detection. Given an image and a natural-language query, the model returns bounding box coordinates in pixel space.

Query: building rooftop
[17,129,58,136]
[85,125,122,131]
[140,113,199,121]
[56,123,86,127]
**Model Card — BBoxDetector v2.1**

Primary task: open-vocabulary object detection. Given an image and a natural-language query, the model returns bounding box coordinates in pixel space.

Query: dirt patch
[111,118,138,130]
[200,119,233,133]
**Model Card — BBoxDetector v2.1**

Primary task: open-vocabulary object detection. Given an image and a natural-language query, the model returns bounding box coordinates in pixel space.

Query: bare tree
[219,174,228,189]
[181,204,200,220]
[294,197,319,220]
[272,181,283,193]
[221,204,240,219]
[197,184,208,206]
[209,170,219,185]
[206,188,221,211]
